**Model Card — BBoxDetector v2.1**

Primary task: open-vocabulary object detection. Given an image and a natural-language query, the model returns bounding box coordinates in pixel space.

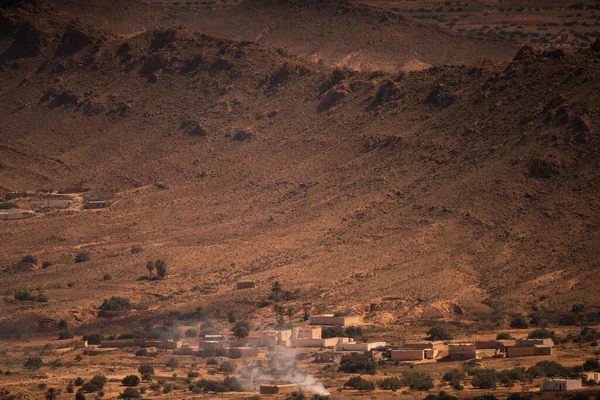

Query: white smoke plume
[236,346,330,395]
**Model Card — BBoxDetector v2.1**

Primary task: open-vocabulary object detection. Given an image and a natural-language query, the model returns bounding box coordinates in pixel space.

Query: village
[0,189,110,221]
[1,285,598,400]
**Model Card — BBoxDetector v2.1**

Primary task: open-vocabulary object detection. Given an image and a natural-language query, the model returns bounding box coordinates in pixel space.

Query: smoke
[236,347,330,395]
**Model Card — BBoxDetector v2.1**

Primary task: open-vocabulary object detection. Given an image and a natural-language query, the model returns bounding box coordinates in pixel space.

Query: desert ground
[0,0,599,398]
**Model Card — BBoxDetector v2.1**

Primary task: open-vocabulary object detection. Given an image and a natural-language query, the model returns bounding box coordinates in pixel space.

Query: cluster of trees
[188,377,243,393]
[322,325,363,339]
[338,354,377,374]
[343,372,434,392]
[14,290,48,303]
[99,296,132,311]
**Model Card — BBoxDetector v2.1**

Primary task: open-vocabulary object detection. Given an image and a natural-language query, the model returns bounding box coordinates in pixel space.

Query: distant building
[84,200,109,209]
[47,199,73,208]
[335,342,386,351]
[507,345,553,357]
[391,349,426,361]
[314,351,343,363]
[260,384,298,395]
[448,343,477,360]
[583,372,600,382]
[310,314,361,327]
[540,378,582,392]
[517,338,554,347]
[4,191,27,201]
[237,281,256,289]
[0,210,34,220]
[74,340,88,349]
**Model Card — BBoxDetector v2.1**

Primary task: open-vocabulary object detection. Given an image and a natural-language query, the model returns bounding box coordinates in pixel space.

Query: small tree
[529,314,542,326]
[155,259,167,278]
[185,328,198,337]
[146,261,155,276]
[271,281,281,301]
[232,321,250,339]
[24,356,43,370]
[138,363,155,375]
[510,316,529,329]
[122,375,141,387]
[227,310,236,323]
[426,325,453,341]
[75,390,86,400]
[286,306,295,324]
[45,388,58,400]
[99,296,131,311]
[103,273,112,280]
[74,252,90,263]
[496,332,515,340]
[119,388,140,399]
[572,304,586,313]
[58,329,74,340]
[22,255,38,264]
[166,357,179,371]
[344,376,376,391]
[219,361,235,374]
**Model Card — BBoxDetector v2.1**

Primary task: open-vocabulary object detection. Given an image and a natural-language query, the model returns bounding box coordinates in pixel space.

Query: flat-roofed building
[310,314,361,327]
[540,379,582,392]
[237,281,256,289]
[391,349,425,361]
[448,343,477,360]
[335,342,386,351]
[260,384,298,394]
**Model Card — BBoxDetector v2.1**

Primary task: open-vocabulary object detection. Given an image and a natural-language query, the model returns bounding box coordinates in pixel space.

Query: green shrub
[442,369,465,382]
[103,273,112,281]
[322,326,345,338]
[36,293,49,302]
[141,372,153,381]
[496,332,514,340]
[470,369,498,389]
[82,333,103,345]
[58,329,73,340]
[528,329,554,339]
[188,371,200,378]
[138,363,155,375]
[583,358,600,371]
[401,371,434,390]
[42,261,54,268]
[345,326,364,336]
[14,291,36,301]
[75,252,90,263]
[231,321,250,339]
[185,328,198,337]
[344,376,376,391]
[155,259,167,278]
[119,388,140,399]
[527,361,570,378]
[379,376,402,391]
[206,357,218,366]
[22,255,38,264]
[424,392,459,400]
[425,326,453,341]
[559,314,578,325]
[122,375,140,387]
[74,377,84,386]
[510,316,529,329]
[49,359,63,368]
[99,296,131,311]
[75,390,86,400]
[339,354,377,374]
[219,361,235,374]
[24,356,43,370]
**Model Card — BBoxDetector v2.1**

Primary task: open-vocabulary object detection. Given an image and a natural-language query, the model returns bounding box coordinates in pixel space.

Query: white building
[540,379,582,392]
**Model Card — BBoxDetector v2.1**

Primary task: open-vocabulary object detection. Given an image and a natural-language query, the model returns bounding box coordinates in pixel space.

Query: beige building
[540,379,582,392]
[391,349,426,361]
[310,314,361,327]
[517,338,555,347]
[335,342,386,351]
[74,340,88,349]
[260,384,298,395]
[583,372,600,382]
[448,343,477,360]
[507,345,553,357]
[0,210,34,220]
[293,326,322,340]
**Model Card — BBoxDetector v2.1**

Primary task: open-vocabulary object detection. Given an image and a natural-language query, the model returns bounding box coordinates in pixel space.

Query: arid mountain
[49,0,522,71]
[0,0,599,335]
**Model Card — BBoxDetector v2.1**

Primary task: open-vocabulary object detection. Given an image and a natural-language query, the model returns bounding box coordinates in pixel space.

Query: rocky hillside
[0,0,598,333]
